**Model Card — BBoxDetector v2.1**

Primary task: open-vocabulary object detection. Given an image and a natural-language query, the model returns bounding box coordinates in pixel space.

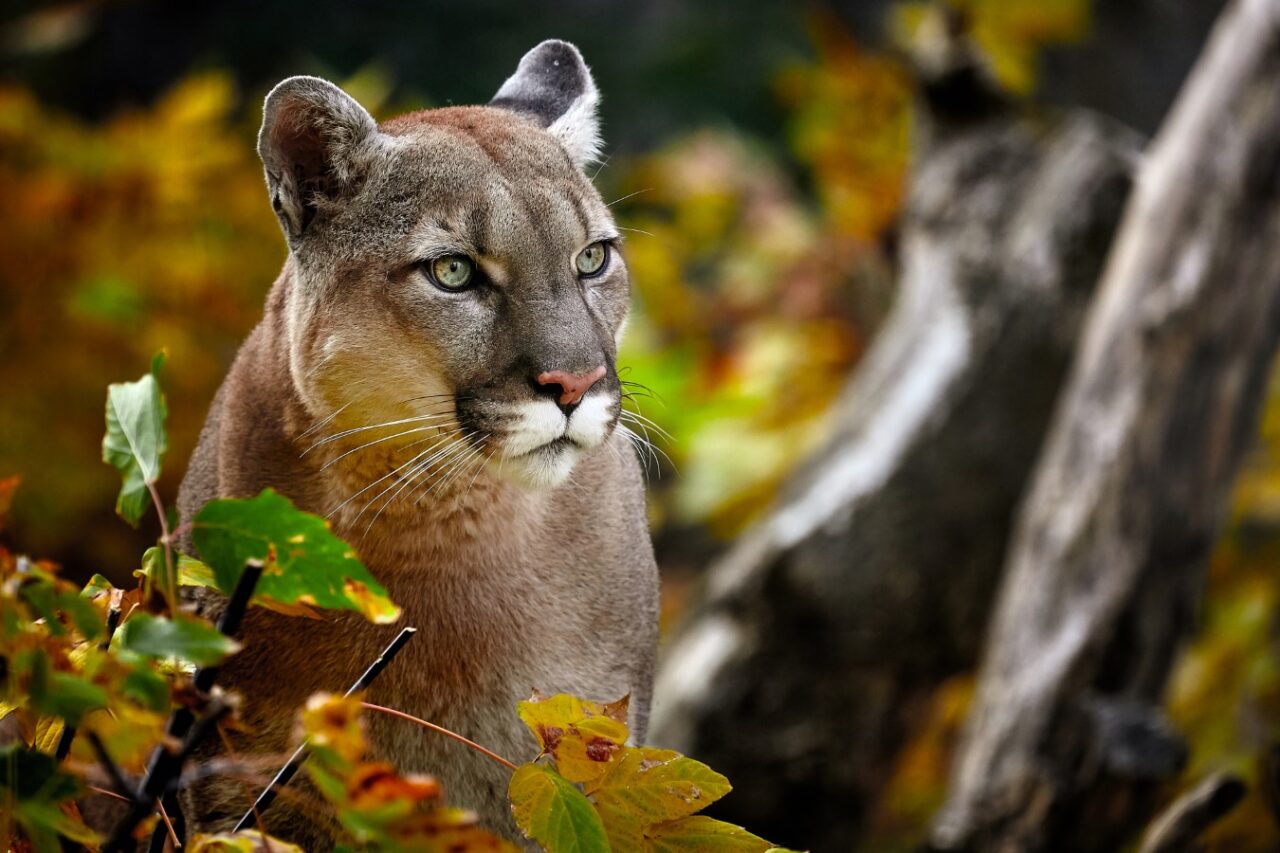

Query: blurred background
[2,0,1277,849]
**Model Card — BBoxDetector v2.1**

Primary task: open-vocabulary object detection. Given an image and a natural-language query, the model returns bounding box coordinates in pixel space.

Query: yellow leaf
[593,748,733,850]
[516,693,630,788]
[644,815,777,852]
[33,715,64,753]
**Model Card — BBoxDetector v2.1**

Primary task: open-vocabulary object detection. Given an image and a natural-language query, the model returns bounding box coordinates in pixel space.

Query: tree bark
[648,62,1142,850]
[931,0,1280,848]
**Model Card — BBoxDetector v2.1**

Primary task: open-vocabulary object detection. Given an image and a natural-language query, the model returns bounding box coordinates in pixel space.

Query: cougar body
[176,41,659,846]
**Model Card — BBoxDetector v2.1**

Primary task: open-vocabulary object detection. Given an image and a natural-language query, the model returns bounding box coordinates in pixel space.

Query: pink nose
[536,365,607,407]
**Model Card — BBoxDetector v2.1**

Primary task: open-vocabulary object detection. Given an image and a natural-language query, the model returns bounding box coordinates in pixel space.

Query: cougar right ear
[258,76,379,243]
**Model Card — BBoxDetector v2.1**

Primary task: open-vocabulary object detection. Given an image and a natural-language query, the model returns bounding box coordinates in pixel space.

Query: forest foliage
[1,363,796,851]
[2,0,1280,848]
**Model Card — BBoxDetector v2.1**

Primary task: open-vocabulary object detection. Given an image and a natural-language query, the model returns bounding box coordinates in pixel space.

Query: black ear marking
[490,41,590,127]
[490,40,603,168]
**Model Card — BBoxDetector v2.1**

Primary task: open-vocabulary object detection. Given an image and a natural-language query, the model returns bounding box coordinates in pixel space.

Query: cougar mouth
[455,392,618,489]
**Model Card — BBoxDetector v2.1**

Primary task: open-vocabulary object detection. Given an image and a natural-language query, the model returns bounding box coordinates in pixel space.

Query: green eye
[575,241,609,277]
[429,255,475,291]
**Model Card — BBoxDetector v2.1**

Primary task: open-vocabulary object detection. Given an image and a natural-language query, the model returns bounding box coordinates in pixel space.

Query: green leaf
[26,650,107,726]
[102,354,168,526]
[192,489,399,623]
[138,546,217,602]
[80,573,115,599]
[644,816,777,852]
[117,613,239,666]
[0,745,95,852]
[0,743,82,801]
[509,763,609,853]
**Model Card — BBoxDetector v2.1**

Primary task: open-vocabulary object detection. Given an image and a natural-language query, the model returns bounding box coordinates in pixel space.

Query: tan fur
[176,43,658,847]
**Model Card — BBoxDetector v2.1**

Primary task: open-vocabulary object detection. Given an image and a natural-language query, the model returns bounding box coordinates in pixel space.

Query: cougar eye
[575,241,609,278]
[426,255,475,292]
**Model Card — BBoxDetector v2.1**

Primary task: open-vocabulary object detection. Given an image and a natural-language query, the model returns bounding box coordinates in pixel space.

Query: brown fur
[175,43,658,846]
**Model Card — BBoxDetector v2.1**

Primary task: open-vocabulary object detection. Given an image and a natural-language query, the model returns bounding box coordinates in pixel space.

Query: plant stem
[146,480,176,614]
[232,626,418,832]
[359,702,518,771]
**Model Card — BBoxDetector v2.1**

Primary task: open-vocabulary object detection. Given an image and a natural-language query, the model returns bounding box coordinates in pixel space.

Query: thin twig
[85,731,137,803]
[88,785,132,804]
[146,480,177,614]
[156,799,181,850]
[232,626,418,831]
[359,701,518,771]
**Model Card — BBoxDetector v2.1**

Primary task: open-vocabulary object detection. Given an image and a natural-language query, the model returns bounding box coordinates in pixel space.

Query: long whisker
[370,432,473,515]
[319,422,451,470]
[363,436,475,534]
[299,399,356,440]
[303,410,455,455]
[417,444,482,507]
[412,437,479,501]
[455,444,491,510]
[605,187,651,208]
[351,435,467,525]
[617,425,655,480]
[326,439,451,518]
[618,407,674,442]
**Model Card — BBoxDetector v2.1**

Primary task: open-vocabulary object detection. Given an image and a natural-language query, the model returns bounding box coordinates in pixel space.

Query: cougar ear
[258,76,380,242]
[490,40,602,168]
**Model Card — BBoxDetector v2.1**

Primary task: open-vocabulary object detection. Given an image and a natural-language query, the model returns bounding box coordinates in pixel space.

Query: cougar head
[258,41,629,494]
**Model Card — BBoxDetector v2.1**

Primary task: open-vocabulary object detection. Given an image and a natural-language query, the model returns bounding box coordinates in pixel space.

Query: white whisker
[303,409,455,455]
[320,424,447,470]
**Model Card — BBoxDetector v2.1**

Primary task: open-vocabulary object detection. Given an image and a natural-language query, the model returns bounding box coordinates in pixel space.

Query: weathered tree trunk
[931,0,1280,848]
[648,60,1142,850]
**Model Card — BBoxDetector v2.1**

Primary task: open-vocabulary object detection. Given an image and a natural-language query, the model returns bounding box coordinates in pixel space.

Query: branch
[1138,773,1246,853]
[102,561,263,852]
[231,626,418,831]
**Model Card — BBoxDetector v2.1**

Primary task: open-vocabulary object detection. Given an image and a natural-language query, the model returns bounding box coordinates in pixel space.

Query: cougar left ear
[490,40,602,169]
[258,76,380,244]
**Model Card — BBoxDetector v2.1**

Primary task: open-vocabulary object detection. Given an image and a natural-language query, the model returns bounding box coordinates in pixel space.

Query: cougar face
[259,42,628,491]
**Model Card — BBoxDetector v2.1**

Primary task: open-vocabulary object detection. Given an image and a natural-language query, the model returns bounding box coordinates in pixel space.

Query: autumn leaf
[517,692,630,788]
[102,353,168,527]
[345,762,441,811]
[592,747,733,850]
[508,763,609,853]
[302,692,367,764]
[645,815,780,852]
[192,489,399,623]
[75,704,171,773]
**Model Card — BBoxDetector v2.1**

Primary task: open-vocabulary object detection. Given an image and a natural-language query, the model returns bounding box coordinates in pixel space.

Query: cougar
[175,40,659,846]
